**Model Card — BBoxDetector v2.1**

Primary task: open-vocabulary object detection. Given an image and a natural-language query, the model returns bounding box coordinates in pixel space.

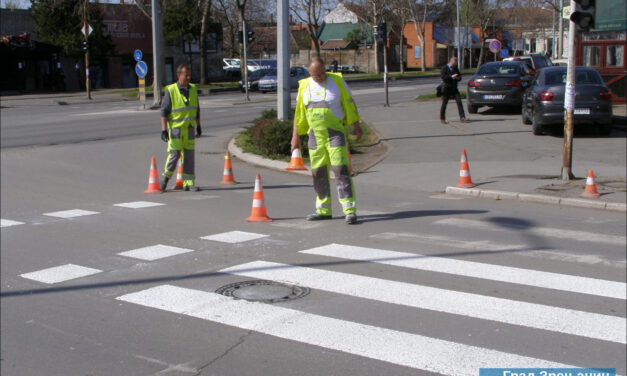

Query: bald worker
[292,57,362,224]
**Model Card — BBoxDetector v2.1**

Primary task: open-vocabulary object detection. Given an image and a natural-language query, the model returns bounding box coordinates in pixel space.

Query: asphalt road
[1,76,625,376]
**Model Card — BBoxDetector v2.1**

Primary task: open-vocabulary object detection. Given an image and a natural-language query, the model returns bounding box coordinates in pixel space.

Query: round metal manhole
[216,280,310,303]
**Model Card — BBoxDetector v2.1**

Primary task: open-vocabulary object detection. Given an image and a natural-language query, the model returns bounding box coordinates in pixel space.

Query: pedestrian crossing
[6,210,626,374]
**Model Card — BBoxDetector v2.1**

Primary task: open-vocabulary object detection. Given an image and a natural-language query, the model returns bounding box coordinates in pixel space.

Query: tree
[407,0,434,72]
[466,0,509,66]
[29,0,113,61]
[290,0,328,57]
[163,0,201,65]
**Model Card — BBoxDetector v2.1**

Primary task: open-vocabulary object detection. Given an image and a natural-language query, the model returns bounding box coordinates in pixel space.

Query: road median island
[229,109,389,176]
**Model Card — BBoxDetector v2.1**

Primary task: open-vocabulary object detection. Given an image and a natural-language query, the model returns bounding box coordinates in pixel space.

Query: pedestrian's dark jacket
[440,64,462,95]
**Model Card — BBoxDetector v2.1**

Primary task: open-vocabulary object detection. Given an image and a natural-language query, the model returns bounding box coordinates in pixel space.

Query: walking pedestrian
[440,57,467,124]
[291,57,362,224]
[160,64,202,192]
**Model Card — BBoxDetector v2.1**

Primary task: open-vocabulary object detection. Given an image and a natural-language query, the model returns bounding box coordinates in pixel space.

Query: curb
[228,139,310,176]
[445,186,626,212]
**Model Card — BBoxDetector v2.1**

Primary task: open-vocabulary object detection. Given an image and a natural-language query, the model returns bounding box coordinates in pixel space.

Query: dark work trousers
[440,91,465,120]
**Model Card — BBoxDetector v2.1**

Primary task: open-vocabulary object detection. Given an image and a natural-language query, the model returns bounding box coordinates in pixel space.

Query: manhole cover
[216,280,310,303]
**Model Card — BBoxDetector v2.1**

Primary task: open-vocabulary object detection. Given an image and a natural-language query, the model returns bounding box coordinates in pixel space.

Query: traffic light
[571,0,595,32]
[375,22,387,44]
[237,31,243,43]
[82,40,88,52]
[247,30,255,43]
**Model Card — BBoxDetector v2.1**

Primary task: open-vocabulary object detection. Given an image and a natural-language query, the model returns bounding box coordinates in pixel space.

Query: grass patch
[344,68,475,81]
[417,90,467,101]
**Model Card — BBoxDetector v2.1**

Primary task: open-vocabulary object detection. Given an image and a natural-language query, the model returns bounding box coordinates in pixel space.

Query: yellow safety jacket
[166,83,198,129]
[294,73,360,136]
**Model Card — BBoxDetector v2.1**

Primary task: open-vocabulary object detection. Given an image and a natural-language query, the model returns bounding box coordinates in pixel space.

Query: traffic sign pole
[134,57,148,110]
[139,78,146,109]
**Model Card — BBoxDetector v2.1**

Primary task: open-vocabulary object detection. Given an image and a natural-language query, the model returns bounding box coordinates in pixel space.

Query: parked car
[466,61,534,113]
[258,66,310,93]
[238,68,274,92]
[521,66,613,135]
[504,53,553,73]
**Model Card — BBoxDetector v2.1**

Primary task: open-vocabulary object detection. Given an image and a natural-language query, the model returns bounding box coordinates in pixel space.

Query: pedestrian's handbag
[436,82,444,97]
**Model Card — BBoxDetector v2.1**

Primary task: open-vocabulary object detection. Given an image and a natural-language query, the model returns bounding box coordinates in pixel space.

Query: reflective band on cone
[221,151,237,185]
[581,169,601,198]
[144,156,162,193]
[247,174,272,222]
[286,148,307,171]
[455,149,475,188]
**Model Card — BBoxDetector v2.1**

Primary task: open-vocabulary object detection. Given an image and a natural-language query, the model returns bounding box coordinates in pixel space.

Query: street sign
[133,49,143,62]
[135,61,148,78]
[82,23,92,37]
[489,40,501,53]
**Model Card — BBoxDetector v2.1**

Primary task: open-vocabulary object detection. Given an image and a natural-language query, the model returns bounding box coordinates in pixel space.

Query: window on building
[530,38,536,53]
[583,45,601,66]
[606,44,624,67]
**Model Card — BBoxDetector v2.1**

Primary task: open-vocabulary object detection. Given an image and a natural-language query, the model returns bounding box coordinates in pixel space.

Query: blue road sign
[500,49,509,58]
[489,40,501,53]
[133,49,143,62]
[135,61,148,78]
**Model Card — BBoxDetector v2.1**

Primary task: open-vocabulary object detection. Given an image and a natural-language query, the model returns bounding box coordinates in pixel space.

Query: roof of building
[319,22,372,43]
[320,39,351,49]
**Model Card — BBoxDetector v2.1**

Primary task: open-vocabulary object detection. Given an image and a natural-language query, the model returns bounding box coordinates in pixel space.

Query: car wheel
[522,108,532,125]
[468,104,478,114]
[531,114,544,135]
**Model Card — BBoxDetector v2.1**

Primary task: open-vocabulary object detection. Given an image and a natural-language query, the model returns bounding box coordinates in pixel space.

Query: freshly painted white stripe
[200,231,268,243]
[371,232,526,251]
[302,244,626,300]
[435,218,627,246]
[113,201,165,209]
[117,244,194,261]
[221,261,626,343]
[117,285,575,375]
[1,219,25,228]
[43,209,100,219]
[20,264,102,284]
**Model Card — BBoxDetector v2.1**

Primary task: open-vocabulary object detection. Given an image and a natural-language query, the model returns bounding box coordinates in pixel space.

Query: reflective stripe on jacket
[167,83,198,128]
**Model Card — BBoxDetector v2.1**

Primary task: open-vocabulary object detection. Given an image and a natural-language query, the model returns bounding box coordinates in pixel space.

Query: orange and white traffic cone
[581,169,601,198]
[144,156,162,193]
[347,143,353,173]
[246,174,272,222]
[221,151,237,185]
[286,148,307,171]
[455,149,475,188]
[173,159,184,190]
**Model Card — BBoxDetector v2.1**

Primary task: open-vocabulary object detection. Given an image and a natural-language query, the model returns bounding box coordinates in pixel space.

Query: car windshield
[532,55,551,68]
[250,69,271,79]
[544,70,602,85]
[477,63,521,75]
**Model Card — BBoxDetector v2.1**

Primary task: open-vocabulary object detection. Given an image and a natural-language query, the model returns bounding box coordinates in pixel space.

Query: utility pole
[552,6,556,59]
[559,0,564,57]
[383,40,389,107]
[456,0,461,65]
[83,0,91,100]
[277,0,290,120]
[151,0,162,106]
[561,0,576,180]
[242,21,249,102]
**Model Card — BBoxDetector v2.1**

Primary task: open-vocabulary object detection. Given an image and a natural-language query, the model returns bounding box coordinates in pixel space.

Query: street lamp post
[552,6,556,59]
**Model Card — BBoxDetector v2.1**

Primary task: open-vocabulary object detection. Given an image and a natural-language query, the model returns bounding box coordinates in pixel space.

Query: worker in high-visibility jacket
[160,64,202,191]
[291,57,362,224]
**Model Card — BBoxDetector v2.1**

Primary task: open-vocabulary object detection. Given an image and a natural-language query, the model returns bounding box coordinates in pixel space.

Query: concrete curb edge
[228,138,310,176]
[445,186,626,212]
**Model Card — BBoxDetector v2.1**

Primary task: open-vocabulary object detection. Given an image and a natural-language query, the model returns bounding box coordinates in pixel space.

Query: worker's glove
[161,130,169,143]
[196,125,202,137]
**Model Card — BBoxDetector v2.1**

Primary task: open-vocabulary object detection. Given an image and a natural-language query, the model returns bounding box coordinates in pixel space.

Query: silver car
[258,66,310,93]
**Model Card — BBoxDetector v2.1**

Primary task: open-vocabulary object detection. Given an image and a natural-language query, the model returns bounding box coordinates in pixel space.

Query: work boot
[160,177,169,191]
[183,185,200,192]
[306,213,332,221]
[345,213,357,224]
[460,117,468,123]
[440,119,448,125]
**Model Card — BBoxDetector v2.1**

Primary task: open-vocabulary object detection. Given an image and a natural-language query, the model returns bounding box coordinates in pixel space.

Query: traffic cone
[173,159,184,190]
[286,148,307,171]
[144,156,162,193]
[347,142,353,173]
[581,169,601,198]
[246,174,272,222]
[455,149,475,188]
[221,151,237,185]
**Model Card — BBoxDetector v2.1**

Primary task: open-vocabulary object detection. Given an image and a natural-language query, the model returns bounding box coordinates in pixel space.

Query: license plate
[574,108,590,115]
[483,95,504,100]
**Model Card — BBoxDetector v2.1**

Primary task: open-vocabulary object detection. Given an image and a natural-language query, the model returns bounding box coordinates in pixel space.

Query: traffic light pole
[561,0,576,180]
[277,0,290,120]
[242,21,249,102]
[383,40,389,107]
[83,0,91,100]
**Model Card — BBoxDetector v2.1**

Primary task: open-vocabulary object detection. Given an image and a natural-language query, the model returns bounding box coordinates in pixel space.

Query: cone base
[246,216,273,222]
[144,188,162,193]
[455,183,475,188]
[286,166,307,171]
[221,180,237,185]
[173,186,183,190]
[581,192,601,198]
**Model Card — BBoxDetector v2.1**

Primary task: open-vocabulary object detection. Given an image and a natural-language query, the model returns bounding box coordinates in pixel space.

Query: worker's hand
[290,134,301,152]
[161,130,169,142]
[352,122,363,142]
[196,125,202,137]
